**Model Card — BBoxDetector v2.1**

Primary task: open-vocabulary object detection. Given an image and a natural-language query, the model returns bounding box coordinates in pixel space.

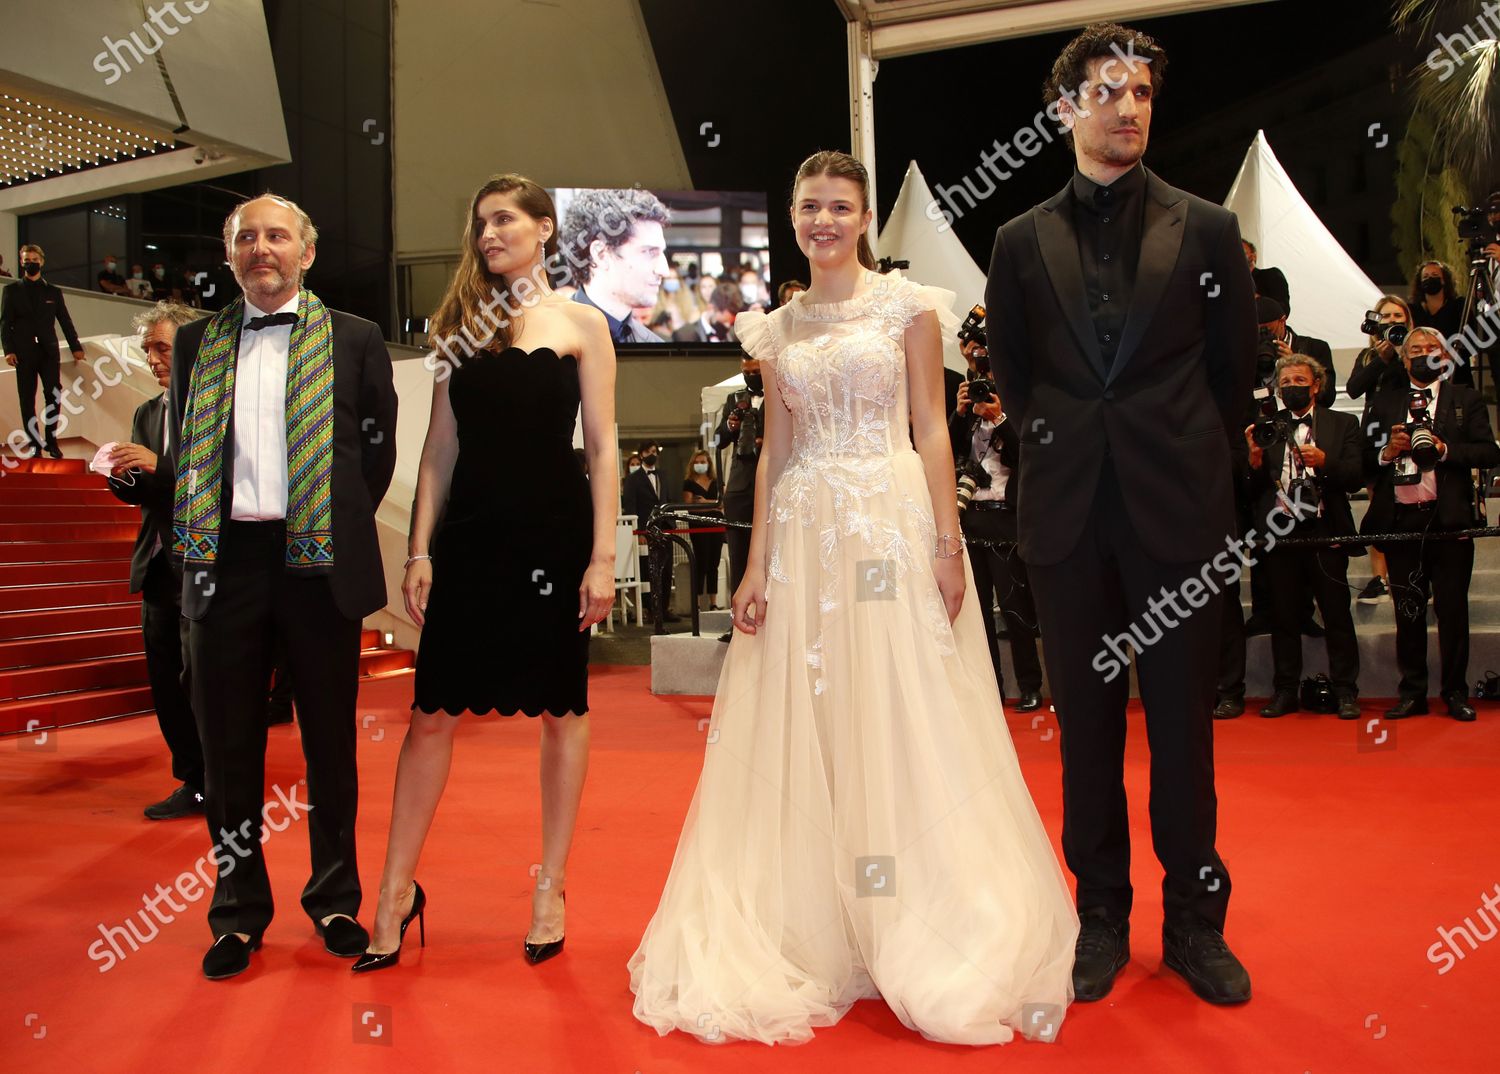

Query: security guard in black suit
[1,245,85,457]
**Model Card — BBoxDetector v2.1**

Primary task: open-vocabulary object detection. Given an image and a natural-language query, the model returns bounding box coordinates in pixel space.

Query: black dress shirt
[1071,163,1148,371]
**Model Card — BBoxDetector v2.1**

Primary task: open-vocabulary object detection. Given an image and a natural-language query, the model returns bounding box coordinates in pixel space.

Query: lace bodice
[734,271,960,467]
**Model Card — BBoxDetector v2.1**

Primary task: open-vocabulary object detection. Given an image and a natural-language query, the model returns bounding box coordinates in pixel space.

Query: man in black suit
[1244,355,1364,720]
[2,244,86,458]
[169,194,397,979]
[673,281,743,343]
[621,439,679,624]
[985,23,1256,1005]
[714,362,765,642]
[105,301,208,820]
[1362,327,1499,722]
[949,340,1043,711]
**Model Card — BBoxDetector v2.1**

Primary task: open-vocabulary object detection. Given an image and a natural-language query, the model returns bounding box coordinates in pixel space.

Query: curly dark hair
[1409,260,1458,308]
[561,188,671,285]
[1043,23,1167,145]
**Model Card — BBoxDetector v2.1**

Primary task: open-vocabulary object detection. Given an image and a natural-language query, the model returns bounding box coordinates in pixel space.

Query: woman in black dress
[354,175,619,971]
[681,448,723,611]
[1409,260,1475,385]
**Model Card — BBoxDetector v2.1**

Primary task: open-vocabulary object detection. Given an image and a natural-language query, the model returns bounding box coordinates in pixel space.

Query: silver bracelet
[934,533,965,559]
[404,554,432,568]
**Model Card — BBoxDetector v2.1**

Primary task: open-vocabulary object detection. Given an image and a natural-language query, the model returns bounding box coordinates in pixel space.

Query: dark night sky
[643,0,1417,287]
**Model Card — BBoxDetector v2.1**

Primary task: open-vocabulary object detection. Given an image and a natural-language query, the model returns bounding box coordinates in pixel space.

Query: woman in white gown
[627,151,1078,1046]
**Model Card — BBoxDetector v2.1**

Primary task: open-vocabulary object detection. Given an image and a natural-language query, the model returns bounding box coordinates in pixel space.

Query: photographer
[948,335,1043,713]
[1408,261,1475,386]
[714,356,764,640]
[1362,327,1499,721]
[1244,355,1364,719]
[1257,296,1334,408]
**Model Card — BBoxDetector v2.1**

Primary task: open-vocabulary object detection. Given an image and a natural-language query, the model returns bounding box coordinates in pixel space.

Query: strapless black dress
[412,347,594,717]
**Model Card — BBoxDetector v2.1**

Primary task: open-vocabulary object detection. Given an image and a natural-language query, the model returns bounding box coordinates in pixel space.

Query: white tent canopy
[1224,130,1383,356]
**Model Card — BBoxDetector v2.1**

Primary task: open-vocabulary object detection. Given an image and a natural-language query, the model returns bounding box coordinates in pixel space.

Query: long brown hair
[792,151,877,271]
[429,174,559,363]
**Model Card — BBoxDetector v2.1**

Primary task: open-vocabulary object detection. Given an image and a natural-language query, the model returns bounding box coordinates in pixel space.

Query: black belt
[1394,500,1437,512]
[969,499,1010,512]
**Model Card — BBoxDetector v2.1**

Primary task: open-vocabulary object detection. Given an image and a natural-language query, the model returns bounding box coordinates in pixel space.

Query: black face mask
[642,454,657,469]
[1409,355,1445,384]
[1280,385,1312,412]
[743,371,764,395]
[1421,277,1444,296]
[22,262,41,277]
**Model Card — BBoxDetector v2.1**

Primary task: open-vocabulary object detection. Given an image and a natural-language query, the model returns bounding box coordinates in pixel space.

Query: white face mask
[628,464,641,475]
[740,283,758,303]
[105,261,116,271]
[693,462,709,474]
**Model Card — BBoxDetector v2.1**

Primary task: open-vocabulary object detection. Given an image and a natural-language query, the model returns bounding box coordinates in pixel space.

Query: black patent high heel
[524,890,565,965]
[352,881,426,973]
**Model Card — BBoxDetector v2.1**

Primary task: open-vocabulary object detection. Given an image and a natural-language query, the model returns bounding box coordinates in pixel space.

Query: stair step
[0,457,90,475]
[360,648,414,677]
[0,521,140,541]
[0,580,136,613]
[0,560,132,586]
[0,603,141,641]
[0,504,141,523]
[0,653,147,702]
[0,488,123,506]
[0,684,154,736]
[0,540,135,563]
[361,628,383,649]
[0,628,144,670]
[0,472,107,489]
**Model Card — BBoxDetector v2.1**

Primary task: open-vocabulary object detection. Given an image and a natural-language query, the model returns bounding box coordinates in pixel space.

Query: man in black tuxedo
[1362,327,1499,722]
[621,439,679,624]
[2,244,86,458]
[1244,355,1364,720]
[715,361,766,640]
[169,194,397,979]
[985,23,1256,1005]
[105,301,208,820]
[672,282,743,343]
[949,341,1043,711]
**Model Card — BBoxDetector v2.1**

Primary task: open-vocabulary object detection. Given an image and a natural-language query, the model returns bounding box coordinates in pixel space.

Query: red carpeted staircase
[0,456,413,736]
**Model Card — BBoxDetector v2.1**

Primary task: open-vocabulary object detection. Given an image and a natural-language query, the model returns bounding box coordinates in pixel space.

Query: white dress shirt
[230,295,297,520]
[1381,378,1442,504]
[1275,404,1317,517]
[969,415,1009,503]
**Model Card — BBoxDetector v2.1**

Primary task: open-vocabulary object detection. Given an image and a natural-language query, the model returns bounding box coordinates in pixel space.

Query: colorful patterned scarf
[173,290,335,571]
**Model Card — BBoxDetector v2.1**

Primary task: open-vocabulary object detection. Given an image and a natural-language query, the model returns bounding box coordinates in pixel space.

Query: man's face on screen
[592,220,667,309]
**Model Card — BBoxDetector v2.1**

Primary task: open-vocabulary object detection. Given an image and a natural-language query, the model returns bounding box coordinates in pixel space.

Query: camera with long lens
[955,456,991,513]
[1250,385,1289,448]
[1255,325,1282,383]
[1453,205,1498,261]
[958,303,987,351]
[1407,391,1441,470]
[1359,312,1408,347]
[733,402,762,458]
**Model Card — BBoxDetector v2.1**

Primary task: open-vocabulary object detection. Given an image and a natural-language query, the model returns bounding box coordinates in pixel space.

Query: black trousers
[187,520,362,938]
[959,503,1042,695]
[1217,568,1247,700]
[689,529,724,598]
[1265,540,1359,695]
[14,349,61,447]
[1381,504,1475,699]
[1027,462,1231,930]
[724,490,754,596]
[140,551,204,790]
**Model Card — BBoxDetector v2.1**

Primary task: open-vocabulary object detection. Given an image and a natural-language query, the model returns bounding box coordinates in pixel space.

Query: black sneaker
[1356,577,1389,605]
[1162,923,1251,1004]
[144,784,205,820]
[1072,914,1130,1001]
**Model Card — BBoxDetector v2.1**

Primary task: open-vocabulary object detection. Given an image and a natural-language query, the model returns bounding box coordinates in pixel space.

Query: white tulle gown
[627,270,1078,1046]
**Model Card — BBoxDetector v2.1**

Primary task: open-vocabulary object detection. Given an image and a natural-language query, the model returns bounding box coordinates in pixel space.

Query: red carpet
[3,666,1496,1073]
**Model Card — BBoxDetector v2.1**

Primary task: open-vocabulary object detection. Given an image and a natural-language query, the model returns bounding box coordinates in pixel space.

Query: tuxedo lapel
[1108,172,1186,386]
[1034,185,1107,382]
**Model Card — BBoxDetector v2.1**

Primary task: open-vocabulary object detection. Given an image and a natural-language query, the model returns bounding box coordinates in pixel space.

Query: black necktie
[244,312,298,332]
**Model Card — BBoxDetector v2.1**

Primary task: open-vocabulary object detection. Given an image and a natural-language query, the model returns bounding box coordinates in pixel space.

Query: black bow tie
[243,312,298,332]
[1411,387,1433,402]
[1294,415,1313,428]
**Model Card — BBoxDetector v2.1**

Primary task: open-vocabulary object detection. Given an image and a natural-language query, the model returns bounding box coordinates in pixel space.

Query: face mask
[743,371,764,395]
[104,261,116,271]
[740,284,759,303]
[154,267,165,279]
[22,262,41,277]
[1409,354,1445,383]
[693,462,709,474]
[642,455,657,469]
[133,270,143,279]
[663,279,679,293]
[1279,384,1312,411]
[628,464,641,475]
[1421,277,1444,296]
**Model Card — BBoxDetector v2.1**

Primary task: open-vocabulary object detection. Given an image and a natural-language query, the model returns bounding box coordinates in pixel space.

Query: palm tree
[1395,0,1500,181]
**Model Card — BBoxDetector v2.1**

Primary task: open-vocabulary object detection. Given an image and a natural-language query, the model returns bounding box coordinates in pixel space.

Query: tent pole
[847,19,879,236]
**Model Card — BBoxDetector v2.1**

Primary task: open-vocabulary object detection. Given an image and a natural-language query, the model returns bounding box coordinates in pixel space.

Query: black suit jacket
[985,168,1257,566]
[107,393,176,593]
[1285,329,1336,408]
[715,399,762,499]
[1,278,83,359]
[1361,381,1500,533]
[672,319,735,344]
[622,466,668,526]
[949,406,1022,516]
[1247,406,1364,544]
[168,307,398,620]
